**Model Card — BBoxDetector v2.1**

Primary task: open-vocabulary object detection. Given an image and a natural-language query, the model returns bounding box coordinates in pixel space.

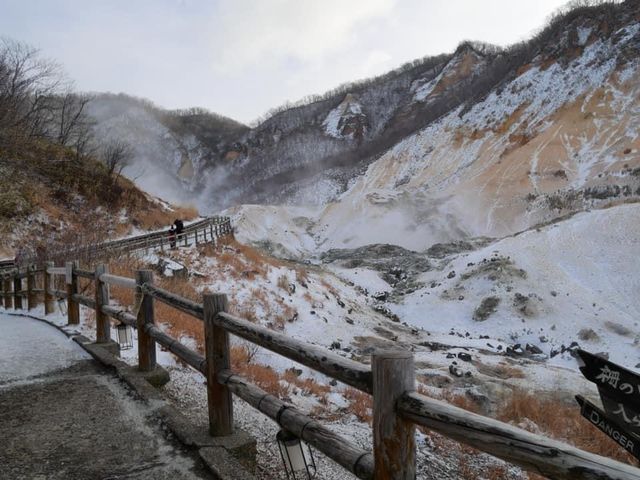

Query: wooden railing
[2,263,640,480]
[0,216,232,272]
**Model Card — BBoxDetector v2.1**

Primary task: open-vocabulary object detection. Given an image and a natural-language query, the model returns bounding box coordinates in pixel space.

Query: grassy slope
[0,140,198,258]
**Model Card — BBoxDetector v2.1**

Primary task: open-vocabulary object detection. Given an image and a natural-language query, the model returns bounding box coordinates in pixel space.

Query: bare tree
[100,139,133,180]
[53,90,93,148]
[0,38,62,148]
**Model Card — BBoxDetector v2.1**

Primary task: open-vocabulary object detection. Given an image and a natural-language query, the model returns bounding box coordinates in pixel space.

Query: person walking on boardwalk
[174,219,184,244]
[168,224,177,249]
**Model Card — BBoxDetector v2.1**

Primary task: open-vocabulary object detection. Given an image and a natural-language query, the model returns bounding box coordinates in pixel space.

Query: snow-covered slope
[234,16,640,255]
[393,203,640,370]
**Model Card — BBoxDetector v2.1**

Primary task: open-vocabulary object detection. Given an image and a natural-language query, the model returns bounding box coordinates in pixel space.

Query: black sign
[576,349,640,411]
[576,395,640,460]
[599,390,640,438]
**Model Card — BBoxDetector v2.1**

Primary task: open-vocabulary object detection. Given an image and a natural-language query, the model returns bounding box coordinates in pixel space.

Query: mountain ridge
[85,0,639,218]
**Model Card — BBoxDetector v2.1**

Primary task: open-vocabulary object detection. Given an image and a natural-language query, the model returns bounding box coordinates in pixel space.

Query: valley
[2,1,640,478]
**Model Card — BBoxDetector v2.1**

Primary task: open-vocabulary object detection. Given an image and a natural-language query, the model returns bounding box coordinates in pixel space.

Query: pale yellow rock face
[313,61,640,251]
[178,154,195,180]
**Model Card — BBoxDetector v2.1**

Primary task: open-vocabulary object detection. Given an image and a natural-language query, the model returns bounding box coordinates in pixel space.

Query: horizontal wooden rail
[75,269,95,279]
[47,267,66,276]
[141,283,204,320]
[145,324,206,373]
[101,305,137,327]
[72,294,96,310]
[98,304,212,419]
[397,392,640,480]
[217,311,373,394]
[100,274,136,290]
[8,256,637,480]
[16,216,231,267]
[218,369,374,480]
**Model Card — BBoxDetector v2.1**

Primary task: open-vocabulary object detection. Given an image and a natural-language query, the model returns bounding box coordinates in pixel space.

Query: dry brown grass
[295,267,310,285]
[133,202,199,231]
[104,256,206,350]
[277,274,290,291]
[417,384,482,414]
[343,387,373,423]
[494,362,526,379]
[230,345,288,397]
[216,236,284,270]
[106,256,145,307]
[417,384,638,473]
[229,345,333,409]
[439,389,482,414]
[283,370,330,399]
[155,274,205,348]
[499,389,639,466]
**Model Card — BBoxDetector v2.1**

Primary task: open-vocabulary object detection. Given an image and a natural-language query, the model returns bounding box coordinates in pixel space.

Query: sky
[1,0,573,124]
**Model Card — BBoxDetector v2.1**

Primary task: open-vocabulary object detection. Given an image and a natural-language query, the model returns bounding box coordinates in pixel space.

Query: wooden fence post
[203,293,234,436]
[2,275,11,309]
[372,349,416,480]
[26,265,36,310]
[66,261,79,324]
[95,264,111,343]
[136,270,156,371]
[44,262,54,314]
[13,270,22,310]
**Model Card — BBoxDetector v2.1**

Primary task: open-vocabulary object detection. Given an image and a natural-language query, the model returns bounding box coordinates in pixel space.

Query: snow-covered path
[0,313,90,385]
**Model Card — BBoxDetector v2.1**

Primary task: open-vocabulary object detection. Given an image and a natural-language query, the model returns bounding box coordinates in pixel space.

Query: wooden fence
[0,216,232,272]
[2,263,640,480]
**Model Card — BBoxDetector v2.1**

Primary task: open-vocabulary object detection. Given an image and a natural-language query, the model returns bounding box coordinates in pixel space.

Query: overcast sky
[1,0,571,124]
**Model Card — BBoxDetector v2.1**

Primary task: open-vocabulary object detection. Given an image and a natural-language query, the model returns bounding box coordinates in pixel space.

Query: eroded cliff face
[309,23,640,251]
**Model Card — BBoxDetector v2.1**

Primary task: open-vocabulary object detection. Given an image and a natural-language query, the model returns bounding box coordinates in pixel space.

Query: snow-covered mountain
[225,0,640,379]
[85,94,248,205]
[234,2,640,253]
[86,3,639,238]
[82,0,640,378]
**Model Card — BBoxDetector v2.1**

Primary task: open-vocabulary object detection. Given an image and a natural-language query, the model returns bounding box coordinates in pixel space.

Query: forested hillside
[0,39,196,260]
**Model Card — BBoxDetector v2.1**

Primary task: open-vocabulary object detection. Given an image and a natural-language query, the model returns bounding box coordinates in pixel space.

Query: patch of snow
[577,26,592,46]
[0,313,90,385]
[322,94,365,139]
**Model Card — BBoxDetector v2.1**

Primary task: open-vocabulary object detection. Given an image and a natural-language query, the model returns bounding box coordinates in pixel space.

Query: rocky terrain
[4,2,640,477]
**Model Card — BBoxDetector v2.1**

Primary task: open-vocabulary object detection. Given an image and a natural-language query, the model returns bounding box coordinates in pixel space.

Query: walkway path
[0,313,213,480]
